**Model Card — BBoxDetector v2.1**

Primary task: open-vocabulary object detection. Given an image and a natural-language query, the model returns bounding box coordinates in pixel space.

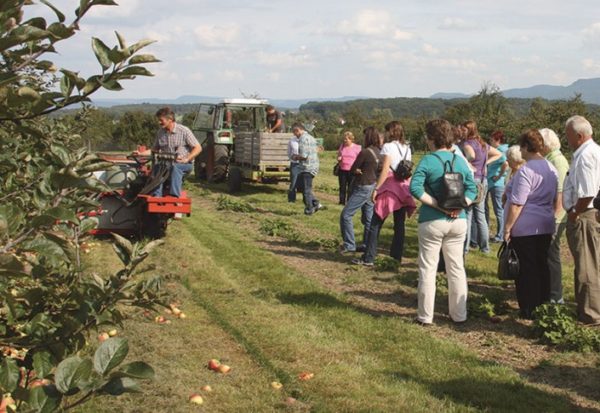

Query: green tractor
[191,99,293,191]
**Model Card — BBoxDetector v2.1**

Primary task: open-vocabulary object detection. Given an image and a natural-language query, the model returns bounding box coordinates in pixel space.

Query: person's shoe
[351,258,374,267]
[413,318,433,327]
[490,237,502,243]
[356,244,366,253]
[315,203,325,211]
[304,208,315,215]
[339,246,356,254]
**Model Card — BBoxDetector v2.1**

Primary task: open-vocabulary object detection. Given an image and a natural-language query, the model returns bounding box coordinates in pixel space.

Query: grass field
[74,151,600,413]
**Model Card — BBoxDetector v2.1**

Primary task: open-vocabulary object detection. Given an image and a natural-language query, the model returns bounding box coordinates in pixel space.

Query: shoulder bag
[497,241,519,280]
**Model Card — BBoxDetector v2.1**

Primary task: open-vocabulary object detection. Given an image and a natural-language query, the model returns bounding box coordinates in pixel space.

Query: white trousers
[417,219,468,324]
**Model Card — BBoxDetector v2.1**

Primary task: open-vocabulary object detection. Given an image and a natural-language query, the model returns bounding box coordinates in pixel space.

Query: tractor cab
[191,99,271,182]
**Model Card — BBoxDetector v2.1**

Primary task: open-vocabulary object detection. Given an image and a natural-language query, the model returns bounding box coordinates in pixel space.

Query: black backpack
[391,142,413,181]
[428,153,468,210]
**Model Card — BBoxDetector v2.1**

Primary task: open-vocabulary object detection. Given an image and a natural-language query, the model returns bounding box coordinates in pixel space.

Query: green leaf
[128,39,156,55]
[115,31,127,50]
[111,233,133,265]
[92,0,119,5]
[41,0,66,22]
[79,217,99,233]
[0,357,20,392]
[119,66,154,77]
[28,385,62,413]
[46,207,79,224]
[17,86,42,101]
[117,361,154,379]
[128,54,161,64]
[91,37,112,70]
[101,377,141,395]
[33,351,56,378]
[55,356,92,394]
[50,143,71,166]
[100,79,123,91]
[94,337,129,375]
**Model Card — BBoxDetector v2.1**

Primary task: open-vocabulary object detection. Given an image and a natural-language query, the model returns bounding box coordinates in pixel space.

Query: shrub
[216,195,256,213]
[533,304,600,352]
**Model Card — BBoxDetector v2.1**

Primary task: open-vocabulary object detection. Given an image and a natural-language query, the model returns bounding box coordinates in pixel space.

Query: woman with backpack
[339,127,382,253]
[462,120,502,254]
[409,119,477,325]
[353,121,416,266]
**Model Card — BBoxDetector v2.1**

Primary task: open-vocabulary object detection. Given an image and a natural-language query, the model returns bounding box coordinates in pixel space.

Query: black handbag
[333,162,340,176]
[497,241,519,280]
[391,142,413,181]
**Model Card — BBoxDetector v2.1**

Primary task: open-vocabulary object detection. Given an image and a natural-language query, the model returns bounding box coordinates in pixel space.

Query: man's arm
[179,144,201,163]
[568,197,594,223]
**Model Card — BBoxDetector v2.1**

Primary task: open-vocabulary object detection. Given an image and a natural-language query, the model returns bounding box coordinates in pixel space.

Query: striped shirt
[153,123,199,162]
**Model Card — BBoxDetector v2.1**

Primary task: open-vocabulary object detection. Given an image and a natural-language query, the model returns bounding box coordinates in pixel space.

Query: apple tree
[0,1,168,411]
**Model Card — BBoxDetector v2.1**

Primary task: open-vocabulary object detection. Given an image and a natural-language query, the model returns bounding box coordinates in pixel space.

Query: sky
[26,0,600,100]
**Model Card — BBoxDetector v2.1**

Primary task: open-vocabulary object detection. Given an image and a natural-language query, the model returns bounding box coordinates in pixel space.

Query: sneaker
[356,244,366,253]
[304,208,315,215]
[413,318,433,327]
[315,203,325,211]
[339,246,356,254]
[351,258,374,267]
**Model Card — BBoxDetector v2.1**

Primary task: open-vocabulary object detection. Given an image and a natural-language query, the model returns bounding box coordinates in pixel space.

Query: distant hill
[429,92,471,99]
[91,95,367,110]
[502,78,600,103]
[430,78,600,105]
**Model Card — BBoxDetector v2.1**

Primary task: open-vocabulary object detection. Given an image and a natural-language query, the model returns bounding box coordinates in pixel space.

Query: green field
[75,151,598,413]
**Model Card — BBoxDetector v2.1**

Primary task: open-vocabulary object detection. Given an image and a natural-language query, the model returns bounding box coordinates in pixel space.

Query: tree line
[65,84,600,153]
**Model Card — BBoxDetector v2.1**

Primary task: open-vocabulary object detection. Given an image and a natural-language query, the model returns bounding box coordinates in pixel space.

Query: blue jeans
[300,172,319,213]
[362,208,407,264]
[152,163,193,197]
[485,185,505,240]
[466,180,490,253]
[288,162,301,202]
[340,184,375,251]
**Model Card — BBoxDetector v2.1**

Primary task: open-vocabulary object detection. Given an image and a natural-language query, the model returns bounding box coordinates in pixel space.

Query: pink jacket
[374,172,417,220]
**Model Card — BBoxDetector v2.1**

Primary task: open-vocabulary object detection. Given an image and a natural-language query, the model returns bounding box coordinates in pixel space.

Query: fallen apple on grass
[298,372,314,381]
[218,364,231,374]
[207,359,221,371]
[271,381,283,390]
[108,329,118,337]
[97,332,109,342]
[188,394,204,405]
[200,385,212,392]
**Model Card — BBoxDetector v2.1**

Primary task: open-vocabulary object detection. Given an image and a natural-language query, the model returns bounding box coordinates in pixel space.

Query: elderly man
[135,107,201,197]
[292,122,322,215]
[563,115,600,324]
[539,128,570,304]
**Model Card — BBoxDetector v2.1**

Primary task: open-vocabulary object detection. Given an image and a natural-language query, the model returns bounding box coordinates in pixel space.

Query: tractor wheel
[228,167,242,193]
[143,211,167,239]
[209,144,229,183]
[194,148,208,181]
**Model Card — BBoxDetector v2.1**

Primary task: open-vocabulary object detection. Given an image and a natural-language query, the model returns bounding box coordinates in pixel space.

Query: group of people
[289,116,600,325]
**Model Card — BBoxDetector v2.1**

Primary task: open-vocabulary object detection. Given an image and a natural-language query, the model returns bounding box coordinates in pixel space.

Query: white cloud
[439,17,477,31]
[189,72,204,81]
[87,0,141,18]
[220,70,244,82]
[256,51,316,69]
[583,58,600,72]
[422,43,439,56]
[510,35,532,44]
[583,22,600,47]
[194,24,240,48]
[336,9,413,40]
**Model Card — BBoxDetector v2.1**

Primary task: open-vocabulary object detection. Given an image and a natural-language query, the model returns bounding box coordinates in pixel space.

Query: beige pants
[566,209,600,324]
[417,219,468,324]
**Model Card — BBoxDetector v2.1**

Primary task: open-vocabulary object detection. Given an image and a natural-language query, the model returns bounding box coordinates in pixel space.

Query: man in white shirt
[563,115,600,324]
[287,133,300,202]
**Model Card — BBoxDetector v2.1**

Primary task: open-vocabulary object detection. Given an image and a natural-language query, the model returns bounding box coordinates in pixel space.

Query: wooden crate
[233,132,292,167]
